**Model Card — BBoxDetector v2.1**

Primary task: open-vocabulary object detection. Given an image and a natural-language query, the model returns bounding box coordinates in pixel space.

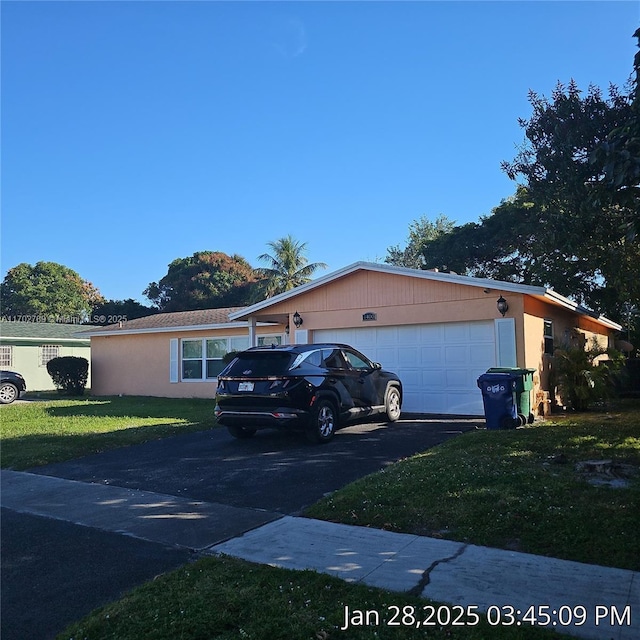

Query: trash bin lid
[477,372,517,390]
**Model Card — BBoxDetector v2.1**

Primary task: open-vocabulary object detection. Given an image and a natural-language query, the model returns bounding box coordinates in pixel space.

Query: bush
[553,335,623,410]
[46,356,89,396]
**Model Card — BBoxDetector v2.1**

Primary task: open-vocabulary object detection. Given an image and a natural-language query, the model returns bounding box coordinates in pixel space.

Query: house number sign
[362,312,377,321]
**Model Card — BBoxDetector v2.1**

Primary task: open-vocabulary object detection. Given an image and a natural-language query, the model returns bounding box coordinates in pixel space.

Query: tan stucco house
[83,262,621,416]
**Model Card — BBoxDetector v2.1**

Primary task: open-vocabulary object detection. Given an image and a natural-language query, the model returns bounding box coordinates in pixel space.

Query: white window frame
[179,335,283,382]
[0,345,13,368]
[39,345,60,367]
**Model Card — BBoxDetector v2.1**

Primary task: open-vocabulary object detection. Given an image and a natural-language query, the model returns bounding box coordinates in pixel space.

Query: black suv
[214,343,402,443]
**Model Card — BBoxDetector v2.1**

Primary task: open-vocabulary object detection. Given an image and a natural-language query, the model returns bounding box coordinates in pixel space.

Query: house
[81,308,285,399]
[0,321,91,391]
[83,262,621,416]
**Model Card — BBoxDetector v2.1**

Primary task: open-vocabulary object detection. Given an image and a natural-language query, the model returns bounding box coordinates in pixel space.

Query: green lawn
[57,555,560,640]
[2,395,635,639]
[0,395,216,469]
[306,400,640,571]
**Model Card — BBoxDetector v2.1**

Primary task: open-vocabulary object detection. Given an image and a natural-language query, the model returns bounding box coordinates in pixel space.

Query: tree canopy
[387,33,639,323]
[385,215,455,269]
[255,235,327,298]
[500,78,638,317]
[590,27,640,237]
[144,251,258,312]
[0,262,104,321]
[91,299,158,324]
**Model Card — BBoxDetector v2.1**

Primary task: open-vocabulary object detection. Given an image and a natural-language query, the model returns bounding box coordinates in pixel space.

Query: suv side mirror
[373,362,382,370]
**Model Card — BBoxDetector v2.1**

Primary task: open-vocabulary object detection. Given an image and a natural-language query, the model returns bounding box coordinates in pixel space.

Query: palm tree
[256,235,327,298]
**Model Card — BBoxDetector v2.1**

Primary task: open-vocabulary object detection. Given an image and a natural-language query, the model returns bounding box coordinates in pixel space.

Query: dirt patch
[575,459,638,488]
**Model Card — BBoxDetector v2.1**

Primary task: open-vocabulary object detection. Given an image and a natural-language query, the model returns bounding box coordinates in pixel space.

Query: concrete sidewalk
[2,469,638,640]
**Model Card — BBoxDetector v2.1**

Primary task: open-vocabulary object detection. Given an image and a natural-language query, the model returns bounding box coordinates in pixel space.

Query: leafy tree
[0,262,104,321]
[401,56,638,321]
[590,28,640,238]
[144,251,258,312]
[91,299,158,324]
[500,76,638,317]
[385,215,455,268]
[255,235,327,298]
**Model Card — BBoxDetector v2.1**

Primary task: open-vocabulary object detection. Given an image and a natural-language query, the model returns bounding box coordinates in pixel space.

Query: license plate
[238,382,254,392]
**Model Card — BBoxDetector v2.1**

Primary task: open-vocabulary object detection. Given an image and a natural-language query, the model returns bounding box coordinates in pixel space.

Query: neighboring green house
[0,321,91,392]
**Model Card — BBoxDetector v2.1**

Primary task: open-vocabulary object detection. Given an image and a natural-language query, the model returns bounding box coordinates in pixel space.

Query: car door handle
[357,378,365,384]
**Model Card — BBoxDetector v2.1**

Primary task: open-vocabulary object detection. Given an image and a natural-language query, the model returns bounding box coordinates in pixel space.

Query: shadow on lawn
[41,395,215,421]
[3,420,218,471]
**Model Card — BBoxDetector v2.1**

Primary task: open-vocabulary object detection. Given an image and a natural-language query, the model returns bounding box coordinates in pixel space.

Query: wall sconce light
[285,324,290,335]
[497,295,509,317]
[292,311,303,328]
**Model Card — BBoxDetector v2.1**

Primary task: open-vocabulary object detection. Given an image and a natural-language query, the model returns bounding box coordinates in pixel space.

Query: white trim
[248,317,257,347]
[228,261,622,331]
[495,318,517,367]
[169,339,179,383]
[0,336,90,343]
[80,321,277,338]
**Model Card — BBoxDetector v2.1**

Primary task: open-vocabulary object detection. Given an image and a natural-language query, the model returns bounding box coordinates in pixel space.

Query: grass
[306,400,640,571]
[57,555,560,640]
[3,396,635,639]
[0,394,217,469]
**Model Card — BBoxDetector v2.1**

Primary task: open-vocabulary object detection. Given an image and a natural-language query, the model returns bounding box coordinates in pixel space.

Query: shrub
[46,356,89,396]
[553,334,623,410]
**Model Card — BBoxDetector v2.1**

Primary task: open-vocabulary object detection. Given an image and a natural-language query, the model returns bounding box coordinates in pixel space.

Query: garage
[86,261,618,414]
[314,320,499,415]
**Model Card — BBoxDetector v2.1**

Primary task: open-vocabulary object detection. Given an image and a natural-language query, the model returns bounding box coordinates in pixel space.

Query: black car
[0,370,26,404]
[214,343,402,443]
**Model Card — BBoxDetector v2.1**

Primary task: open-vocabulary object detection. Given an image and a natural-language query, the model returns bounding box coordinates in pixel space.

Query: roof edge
[80,321,278,337]
[230,261,622,331]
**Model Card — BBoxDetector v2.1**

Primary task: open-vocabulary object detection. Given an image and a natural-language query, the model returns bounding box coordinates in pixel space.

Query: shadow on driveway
[31,415,481,514]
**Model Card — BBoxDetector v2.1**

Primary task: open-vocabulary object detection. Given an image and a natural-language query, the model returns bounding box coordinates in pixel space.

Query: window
[544,320,554,355]
[205,339,227,378]
[343,349,372,370]
[182,340,204,379]
[0,346,12,367]
[323,349,349,370]
[40,345,60,367]
[180,335,282,381]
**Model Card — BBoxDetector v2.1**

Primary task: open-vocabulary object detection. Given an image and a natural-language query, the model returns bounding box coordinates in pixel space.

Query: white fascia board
[81,321,278,338]
[540,291,622,330]
[230,261,621,332]
[0,336,90,343]
[229,261,548,320]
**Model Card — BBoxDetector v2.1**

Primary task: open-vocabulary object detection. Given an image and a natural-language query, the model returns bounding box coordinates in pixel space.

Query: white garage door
[314,321,500,416]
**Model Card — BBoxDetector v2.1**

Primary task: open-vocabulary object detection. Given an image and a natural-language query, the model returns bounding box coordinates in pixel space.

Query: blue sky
[2,1,638,304]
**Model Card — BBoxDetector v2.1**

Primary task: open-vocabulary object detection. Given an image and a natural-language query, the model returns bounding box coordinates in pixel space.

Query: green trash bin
[487,368,536,424]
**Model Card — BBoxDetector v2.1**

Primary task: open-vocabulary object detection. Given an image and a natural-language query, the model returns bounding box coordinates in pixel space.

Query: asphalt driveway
[2,415,479,640]
[30,415,480,514]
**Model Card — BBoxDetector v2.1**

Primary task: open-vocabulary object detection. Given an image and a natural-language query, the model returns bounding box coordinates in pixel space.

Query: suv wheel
[0,382,18,404]
[306,399,337,444]
[385,386,401,422]
[227,425,257,439]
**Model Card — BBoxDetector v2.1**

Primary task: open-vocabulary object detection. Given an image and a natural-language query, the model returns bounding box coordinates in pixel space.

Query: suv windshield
[224,351,295,377]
